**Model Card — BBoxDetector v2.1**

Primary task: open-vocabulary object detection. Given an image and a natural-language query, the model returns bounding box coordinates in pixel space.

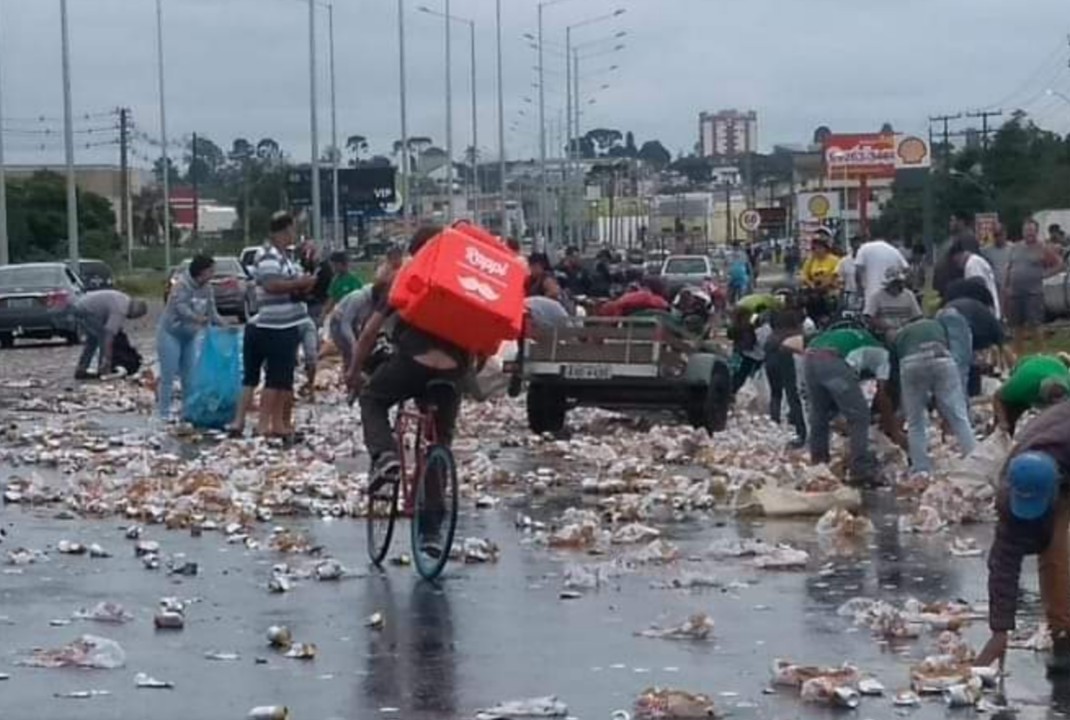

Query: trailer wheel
[527,383,566,434]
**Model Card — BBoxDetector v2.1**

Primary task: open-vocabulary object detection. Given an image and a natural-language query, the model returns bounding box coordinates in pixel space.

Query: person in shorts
[233,211,315,439]
[1005,219,1065,357]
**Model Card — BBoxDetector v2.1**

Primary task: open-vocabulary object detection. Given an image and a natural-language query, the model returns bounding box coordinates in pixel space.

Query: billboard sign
[824,133,897,179]
[975,212,1000,245]
[894,135,931,170]
[825,133,932,178]
[288,166,397,209]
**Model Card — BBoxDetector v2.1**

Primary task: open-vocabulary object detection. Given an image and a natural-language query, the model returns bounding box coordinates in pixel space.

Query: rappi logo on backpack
[457,245,508,303]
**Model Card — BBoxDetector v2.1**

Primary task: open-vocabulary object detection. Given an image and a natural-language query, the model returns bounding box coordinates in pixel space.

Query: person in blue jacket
[156,254,222,419]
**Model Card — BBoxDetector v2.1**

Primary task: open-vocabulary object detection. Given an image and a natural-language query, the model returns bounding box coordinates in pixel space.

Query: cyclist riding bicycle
[349,226,472,556]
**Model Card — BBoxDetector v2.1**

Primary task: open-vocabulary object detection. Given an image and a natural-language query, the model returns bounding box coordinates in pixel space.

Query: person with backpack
[72,289,148,380]
[348,226,472,556]
[155,254,223,420]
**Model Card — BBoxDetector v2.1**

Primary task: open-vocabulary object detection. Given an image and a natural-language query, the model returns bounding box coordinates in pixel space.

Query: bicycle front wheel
[411,444,459,581]
[366,473,400,567]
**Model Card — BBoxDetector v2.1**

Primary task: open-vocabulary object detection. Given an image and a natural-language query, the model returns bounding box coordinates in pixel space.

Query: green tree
[184,135,225,187]
[6,171,118,262]
[638,140,671,170]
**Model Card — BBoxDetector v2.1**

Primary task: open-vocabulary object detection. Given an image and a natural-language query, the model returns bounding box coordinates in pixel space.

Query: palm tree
[256,138,282,163]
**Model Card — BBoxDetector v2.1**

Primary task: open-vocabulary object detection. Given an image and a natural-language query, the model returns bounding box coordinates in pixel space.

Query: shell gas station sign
[824,133,931,179]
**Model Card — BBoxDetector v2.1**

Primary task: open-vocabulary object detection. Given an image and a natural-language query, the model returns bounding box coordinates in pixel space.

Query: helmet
[883,266,908,287]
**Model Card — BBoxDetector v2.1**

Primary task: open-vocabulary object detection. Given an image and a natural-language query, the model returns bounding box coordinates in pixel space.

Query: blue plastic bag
[182,327,242,429]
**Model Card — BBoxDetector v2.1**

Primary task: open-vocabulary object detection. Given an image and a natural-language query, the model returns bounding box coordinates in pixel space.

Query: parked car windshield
[663,258,708,275]
[0,265,67,289]
[214,258,246,277]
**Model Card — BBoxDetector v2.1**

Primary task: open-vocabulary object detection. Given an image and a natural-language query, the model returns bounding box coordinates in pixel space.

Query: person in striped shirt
[233,211,316,439]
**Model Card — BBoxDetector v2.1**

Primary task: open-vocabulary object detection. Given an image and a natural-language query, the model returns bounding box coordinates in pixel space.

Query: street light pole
[444,0,454,223]
[468,19,478,224]
[496,0,507,234]
[308,0,323,242]
[328,3,341,247]
[60,0,79,265]
[0,1,8,265]
[398,0,410,221]
[153,0,170,270]
[537,3,547,248]
[565,26,572,247]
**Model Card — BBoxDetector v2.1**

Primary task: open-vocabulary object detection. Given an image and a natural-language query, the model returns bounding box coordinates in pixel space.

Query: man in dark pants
[350,227,469,557]
[803,327,891,486]
[976,400,1070,673]
[764,306,806,448]
[72,289,148,379]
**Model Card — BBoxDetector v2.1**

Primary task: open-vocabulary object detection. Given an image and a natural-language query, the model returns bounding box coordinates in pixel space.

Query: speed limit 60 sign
[739,209,762,233]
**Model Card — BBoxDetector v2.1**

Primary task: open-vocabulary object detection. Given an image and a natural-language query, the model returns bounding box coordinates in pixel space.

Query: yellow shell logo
[897,136,928,165]
[808,194,831,218]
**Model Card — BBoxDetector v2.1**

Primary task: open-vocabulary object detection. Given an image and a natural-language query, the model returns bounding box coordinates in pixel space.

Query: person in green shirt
[803,327,892,486]
[995,354,1070,435]
[895,318,976,474]
[323,251,363,320]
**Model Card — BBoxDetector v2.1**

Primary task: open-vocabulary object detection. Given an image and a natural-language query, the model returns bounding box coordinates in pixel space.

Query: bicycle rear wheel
[366,474,400,567]
[411,444,459,581]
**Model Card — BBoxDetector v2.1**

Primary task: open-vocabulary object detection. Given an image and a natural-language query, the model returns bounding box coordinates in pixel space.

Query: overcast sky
[2,0,1070,169]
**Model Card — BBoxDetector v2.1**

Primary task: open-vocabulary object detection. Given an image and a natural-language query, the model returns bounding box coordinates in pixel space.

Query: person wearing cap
[803,326,892,486]
[975,400,1070,672]
[799,231,840,292]
[322,251,363,321]
[72,289,148,380]
[895,317,976,475]
[994,354,1070,436]
[863,266,922,341]
[800,231,841,324]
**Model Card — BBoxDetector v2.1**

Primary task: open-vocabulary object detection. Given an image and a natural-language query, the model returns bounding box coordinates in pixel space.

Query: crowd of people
[63,211,1070,672]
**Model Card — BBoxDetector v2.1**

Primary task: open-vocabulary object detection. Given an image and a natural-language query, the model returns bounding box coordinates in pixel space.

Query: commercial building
[699,110,758,161]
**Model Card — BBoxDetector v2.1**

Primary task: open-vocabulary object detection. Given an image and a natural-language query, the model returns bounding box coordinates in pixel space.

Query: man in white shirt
[951,242,1002,320]
[854,238,909,306]
[837,236,862,310]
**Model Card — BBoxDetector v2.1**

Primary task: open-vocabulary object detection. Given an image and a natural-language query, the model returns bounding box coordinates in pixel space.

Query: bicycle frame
[394,401,442,518]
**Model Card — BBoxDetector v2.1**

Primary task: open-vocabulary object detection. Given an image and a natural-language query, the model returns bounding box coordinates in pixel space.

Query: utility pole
[61,0,80,266]
[0,0,8,266]
[965,109,1003,154]
[496,0,506,234]
[928,113,962,254]
[308,0,323,242]
[119,108,131,268]
[397,0,410,221]
[191,132,200,243]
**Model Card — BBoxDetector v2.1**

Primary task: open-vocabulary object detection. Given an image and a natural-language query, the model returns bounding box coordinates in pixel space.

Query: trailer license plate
[563,363,611,380]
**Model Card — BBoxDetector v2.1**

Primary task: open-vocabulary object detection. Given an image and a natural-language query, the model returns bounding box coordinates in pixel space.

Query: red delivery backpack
[388,222,530,355]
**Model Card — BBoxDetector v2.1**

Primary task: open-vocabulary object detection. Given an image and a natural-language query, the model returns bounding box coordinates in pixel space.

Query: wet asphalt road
[0,294,1067,720]
[0,470,1063,720]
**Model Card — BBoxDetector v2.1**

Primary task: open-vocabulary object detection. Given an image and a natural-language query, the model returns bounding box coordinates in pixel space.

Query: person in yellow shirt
[799,231,842,323]
[800,232,842,290]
